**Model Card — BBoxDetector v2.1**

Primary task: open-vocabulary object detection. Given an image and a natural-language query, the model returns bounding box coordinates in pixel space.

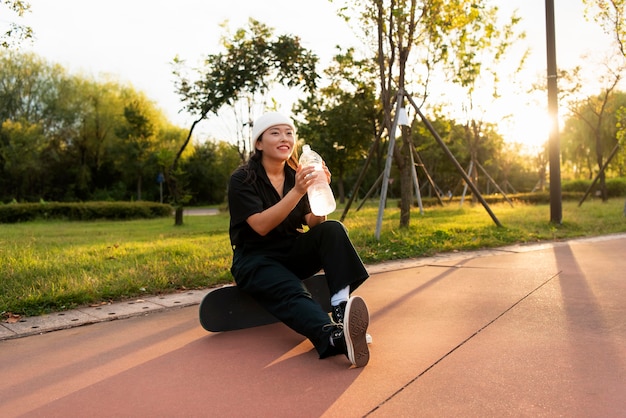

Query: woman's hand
[321,162,332,184]
[294,164,317,194]
[300,162,331,229]
[295,162,332,193]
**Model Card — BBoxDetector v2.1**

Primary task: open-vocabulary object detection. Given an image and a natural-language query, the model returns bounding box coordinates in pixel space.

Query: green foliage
[172,19,319,123]
[0,215,232,316]
[181,141,241,205]
[408,114,538,196]
[562,177,626,197]
[168,18,320,215]
[0,201,173,223]
[414,191,586,208]
[562,179,593,193]
[331,0,526,229]
[294,47,380,203]
[1,0,32,48]
[605,177,626,195]
[115,99,155,200]
[583,0,626,57]
[561,91,626,180]
[0,51,186,203]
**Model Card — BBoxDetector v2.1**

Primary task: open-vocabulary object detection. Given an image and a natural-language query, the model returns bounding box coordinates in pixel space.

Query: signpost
[157,173,164,203]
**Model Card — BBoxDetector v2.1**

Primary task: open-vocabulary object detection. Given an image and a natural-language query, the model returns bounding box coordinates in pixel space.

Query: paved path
[1,234,625,417]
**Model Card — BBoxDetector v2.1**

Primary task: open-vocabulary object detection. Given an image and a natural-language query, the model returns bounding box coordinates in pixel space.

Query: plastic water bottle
[299,145,336,216]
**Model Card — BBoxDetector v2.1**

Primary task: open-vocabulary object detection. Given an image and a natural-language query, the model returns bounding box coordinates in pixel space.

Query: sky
[16,0,616,152]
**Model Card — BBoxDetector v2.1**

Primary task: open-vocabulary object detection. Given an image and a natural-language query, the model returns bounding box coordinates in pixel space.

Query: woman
[228,112,370,367]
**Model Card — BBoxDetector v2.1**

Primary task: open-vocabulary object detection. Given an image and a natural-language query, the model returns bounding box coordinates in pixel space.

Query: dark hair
[241,150,262,184]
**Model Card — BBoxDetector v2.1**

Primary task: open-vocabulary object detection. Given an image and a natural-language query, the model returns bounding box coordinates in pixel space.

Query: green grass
[1,198,625,317]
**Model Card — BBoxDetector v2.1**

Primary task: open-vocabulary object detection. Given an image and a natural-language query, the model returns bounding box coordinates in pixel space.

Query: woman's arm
[305,213,327,228]
[247,187,305,236]
[246,164,317,236]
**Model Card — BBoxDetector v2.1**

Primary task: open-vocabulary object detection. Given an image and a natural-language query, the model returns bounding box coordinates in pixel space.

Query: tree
[413,114,527,196]
[412,113,459,194]
[171,18,319,225]
[0,51,66,201]
[182,141,240,205]
[584,0,626,57]
[1,0,32,49]
[583,0,626,204]
[561,90,626,192]
[333,0,513,229]
[0,119,45,199]
[444,5,526,200]
[0,51,183,202]
[294,47,380,204]
[115,98,157,201]
[557,59,624,200]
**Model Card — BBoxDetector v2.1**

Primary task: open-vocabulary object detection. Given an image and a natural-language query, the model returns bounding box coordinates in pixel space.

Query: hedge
[413,178,626,208]
[416,191,602,207]
[562,177,626,196]
[0,202,173,223]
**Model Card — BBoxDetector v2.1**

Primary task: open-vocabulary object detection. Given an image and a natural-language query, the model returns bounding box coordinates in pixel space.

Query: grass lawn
[1,198,625,317]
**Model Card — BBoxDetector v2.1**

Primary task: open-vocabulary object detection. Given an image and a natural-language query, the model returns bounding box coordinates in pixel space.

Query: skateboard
[199,274,331,332]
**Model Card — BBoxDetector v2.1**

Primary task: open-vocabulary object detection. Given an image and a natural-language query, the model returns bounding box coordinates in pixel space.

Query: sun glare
[499,103,552,155]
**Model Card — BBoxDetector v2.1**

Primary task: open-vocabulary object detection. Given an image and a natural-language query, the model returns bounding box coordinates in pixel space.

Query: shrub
[562,177,626,197]
[416,191,585,207]
[562,179,590,193]
[606,178,626,197]
[0,202,173,223]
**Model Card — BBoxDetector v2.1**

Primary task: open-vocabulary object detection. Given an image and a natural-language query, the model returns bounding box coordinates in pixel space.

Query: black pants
[230,220,369,357]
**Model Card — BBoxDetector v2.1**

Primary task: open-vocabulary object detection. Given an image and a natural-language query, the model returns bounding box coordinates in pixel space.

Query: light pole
[545,0,562,224]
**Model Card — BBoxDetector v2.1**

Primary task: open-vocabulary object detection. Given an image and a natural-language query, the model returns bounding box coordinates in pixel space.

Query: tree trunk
[596,136,608,201]
[137,174,142,201]
[399,126,412,228]
[337,173,345,204]
[166,118,202,227]
[175,206,184,226]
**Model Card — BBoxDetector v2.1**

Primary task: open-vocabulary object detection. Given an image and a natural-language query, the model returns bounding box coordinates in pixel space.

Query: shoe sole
[344,296,370,367]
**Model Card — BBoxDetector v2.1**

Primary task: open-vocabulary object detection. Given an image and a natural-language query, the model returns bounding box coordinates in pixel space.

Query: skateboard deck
[199,274,331,332]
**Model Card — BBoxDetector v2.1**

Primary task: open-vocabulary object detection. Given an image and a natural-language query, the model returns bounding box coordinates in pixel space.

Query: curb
[0,290,207,341]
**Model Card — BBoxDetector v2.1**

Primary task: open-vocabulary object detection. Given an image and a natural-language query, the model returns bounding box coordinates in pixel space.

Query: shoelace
[322,323,343,332]
[322,323,344,341]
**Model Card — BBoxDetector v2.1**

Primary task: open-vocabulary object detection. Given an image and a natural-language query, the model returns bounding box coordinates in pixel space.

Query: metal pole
[460,160,474,208]
[412,147,445,206]
[375,92,403,240]
[409,144,424,215]
[545,0,562,224]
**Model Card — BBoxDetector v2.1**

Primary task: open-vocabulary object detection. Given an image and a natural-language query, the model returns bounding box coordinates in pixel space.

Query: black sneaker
[328,325,347,355]
[319,324,347,359]
[333,300,373,345]
[331,301,347,324]
[343,295,370,367]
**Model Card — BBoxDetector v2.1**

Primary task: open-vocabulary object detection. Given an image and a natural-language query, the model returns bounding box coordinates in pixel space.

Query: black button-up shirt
[228,159,311,250]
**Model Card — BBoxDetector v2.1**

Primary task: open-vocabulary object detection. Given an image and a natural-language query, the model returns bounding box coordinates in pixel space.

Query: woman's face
[256,124,295,162]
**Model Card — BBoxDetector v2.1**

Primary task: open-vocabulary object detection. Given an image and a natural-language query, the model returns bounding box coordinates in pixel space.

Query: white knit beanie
[251,112,295,143]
